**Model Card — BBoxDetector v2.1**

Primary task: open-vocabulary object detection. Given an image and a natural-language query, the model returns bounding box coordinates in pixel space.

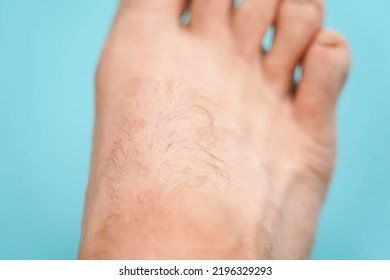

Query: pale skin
[78,0,350,259]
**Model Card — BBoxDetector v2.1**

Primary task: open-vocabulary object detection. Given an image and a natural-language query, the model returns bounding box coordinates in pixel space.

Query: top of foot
[80,0,350,260]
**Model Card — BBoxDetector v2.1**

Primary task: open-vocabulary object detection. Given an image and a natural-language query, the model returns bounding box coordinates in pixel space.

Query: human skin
[78,0,350,259]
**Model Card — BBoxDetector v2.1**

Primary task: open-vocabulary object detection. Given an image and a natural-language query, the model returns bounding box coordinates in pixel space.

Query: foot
[78,0,350,259]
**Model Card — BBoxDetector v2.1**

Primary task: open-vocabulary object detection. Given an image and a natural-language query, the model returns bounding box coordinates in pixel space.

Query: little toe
[264,0,324,88]
[233,0,279,57]
[190,0,233,34]
[294,30,351,134]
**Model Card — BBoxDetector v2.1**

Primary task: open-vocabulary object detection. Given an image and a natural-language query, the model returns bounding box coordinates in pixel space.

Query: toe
[264,0,324,88]
[190,0,233,34]
[294,30,351,134]
[233,0,279,57]
[119,0,187,23]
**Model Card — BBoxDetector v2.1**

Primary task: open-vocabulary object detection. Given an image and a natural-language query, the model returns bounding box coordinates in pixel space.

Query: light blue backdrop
[0,0,389,259]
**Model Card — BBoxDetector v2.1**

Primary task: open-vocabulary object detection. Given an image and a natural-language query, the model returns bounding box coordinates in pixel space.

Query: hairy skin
[78,0,350,259]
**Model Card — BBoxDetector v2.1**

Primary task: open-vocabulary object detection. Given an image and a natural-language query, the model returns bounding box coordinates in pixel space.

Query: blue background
[0,0,389,259]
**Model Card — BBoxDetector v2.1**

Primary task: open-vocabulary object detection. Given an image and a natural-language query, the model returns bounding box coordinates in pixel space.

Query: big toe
[119,0,187,23]
[294,30,351,135]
